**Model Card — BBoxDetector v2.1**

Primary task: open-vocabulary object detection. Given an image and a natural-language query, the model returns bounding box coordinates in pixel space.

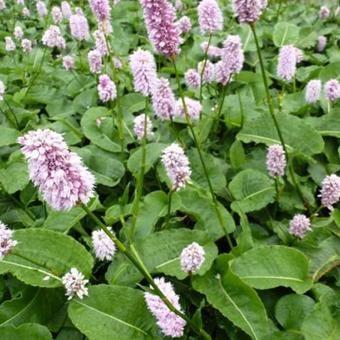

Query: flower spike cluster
[18,129,95,211]
[197,0,223,34]
[305,80,321,104]
[232,0,264,24]
[91,227,116,261]
[319,174,340,210]
[133,114,154,141]
[277,45,297,82]
[0,222,17,258]
[97,74,117,102]
[62,268,89,300]
[266,144,286,177]
[289,214,311,238]
[180,242,205,274]
[152,78,176,120]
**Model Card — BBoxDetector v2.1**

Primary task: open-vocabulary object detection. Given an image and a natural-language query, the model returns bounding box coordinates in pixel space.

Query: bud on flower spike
[91,227,116,261]
[161,143,191,191]
[0,222,17,258]
[152,78,176,120]
[289,214,311,238]
[97,74,117,102]
[317,36,327,52]
[325,79,340,102]
[266,144,286,177]
[185,69,200,89]
[305,80,321,104]
[277,45,297,82]
[176,97,202,121]
[69,12,90,41]
[42,26,66,49]
[144,277,186,337]
[319,174,340,210]
[18,129,95,211]
[88,50,102,74]
[62,268,89,300]
[232,0,263,24]
[133,114,154,141]
[63,55,75,71]
[180,242,205,274]
[197,0,223,34]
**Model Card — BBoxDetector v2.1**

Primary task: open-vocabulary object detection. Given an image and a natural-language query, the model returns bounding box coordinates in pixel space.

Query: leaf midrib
[240,275,304,282]
[74,300,150,336]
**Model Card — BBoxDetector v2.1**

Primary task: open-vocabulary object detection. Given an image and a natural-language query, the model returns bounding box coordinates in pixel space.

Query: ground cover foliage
[0,0,339,339]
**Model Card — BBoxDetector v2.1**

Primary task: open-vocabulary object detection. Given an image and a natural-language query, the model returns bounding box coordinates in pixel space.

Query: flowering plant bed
[0,0,339,339]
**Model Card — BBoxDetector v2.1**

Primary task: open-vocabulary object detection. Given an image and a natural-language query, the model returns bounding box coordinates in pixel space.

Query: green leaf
[0,287,65,327]
[0,229,93,287]
[0,127,19,147]
[127,143,166,175]
[275,294,315,330]
[75,145,125,187]
[231,246,313,294]
[230,140,246,170]
[81,107,121,153]
[305,112,340,138]
[319,61,340,82]
[301,303,340,340]
[106,229,217,285]
[178,188,235,240]
[0,161,29,194]
[68,285,158,340]
[229,169,275,213]
[193,260,269,339]
[237,111,324,157]
[273,22,300,47]
[0,323,52,340]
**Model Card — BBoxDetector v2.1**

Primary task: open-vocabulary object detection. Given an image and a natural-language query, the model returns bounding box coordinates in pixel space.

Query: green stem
[199,33,212,103]
[81,204,210,340]
[237,88,244,127]
[171,59,233,249]
[130,109,148,239]
[212,84,228,133]
[26,48,47,97]
[274,177,280,201]
[166,190,173,224]
[250,23,306,208]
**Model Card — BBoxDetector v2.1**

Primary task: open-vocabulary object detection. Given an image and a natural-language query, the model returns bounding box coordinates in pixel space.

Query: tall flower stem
[81,204,211,340]
[130,101,149,239]
[166,189,173,223]
[2,98,19,129]
[212,84,228,133]
[199,33,212,103]
[250,23,306,207]
[171,59,233,249]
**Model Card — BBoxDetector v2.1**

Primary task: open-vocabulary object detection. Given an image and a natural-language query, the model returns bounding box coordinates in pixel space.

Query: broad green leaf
[0,161,29,194]
[273,22,300,47]
[81,107,121,153]
[75,145,125,187]
[0,127,19,147]
[193,261,269,339]
[43,197,100,233]
[178,188,235,240]
[229,169,275,213]
[319,61,340,82]
[275,294,315,330]
[120,93,146,114]
[230,140,246,169]
[301,303,340,340]
[237,111,324,157]
[230,246,313,293]
[68,285,159,340]
[0,323,52,340]
[305,112,340,138]
[106,229,217,285]
[72,89,98,114]
[127,143,166,175]
[0,229,93,287]
[0,287,65,327]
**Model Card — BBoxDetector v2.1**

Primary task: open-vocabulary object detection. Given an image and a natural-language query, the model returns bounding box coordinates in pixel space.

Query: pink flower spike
[289,214,311,238]
[152,78,176,120]
[197,0,223,34]
[0,222,17,258]
[97,74,117,102]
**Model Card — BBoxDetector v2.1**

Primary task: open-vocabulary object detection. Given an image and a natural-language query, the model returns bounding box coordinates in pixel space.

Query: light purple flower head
[180,242,205,274]
[319,6,330,19]
[52,6,63,24]
[259,0,267,9]
[161,143,191,191]
[152,78,176,120]
[215,35,244,85]
[129,49,157,96]
[176,97,202,121]
[61,1,72,19]
[176,16,192,33]
[16,0,24,5]
[198,60,215,83]
[197,0,223,34]
[232,0,263,24]
[69,13,90,41]
[91,227,116,261]
[305,80,321,104]
[175,0,182,10]
[277,45,297,82]
[294,47,304,64]
[325,79,340,102]
[200,41,222,57]
[62,268,89,300]
[18,129,95,211]
[0,0,5,11]
[289,214,311,238]
[36,1,47,17]
[97,74,117,102]
[140,0,180,57]
[0,222,17,258]
[5,37,16,51]
[93,30,109,56]
[14,26,24,40]
[22,7,30,17]
[133,114,154,141]
[42,26,66,49]
[63,55,75,70]
[89,0,111,22]
[317,35,327,52]
[21,39,32,53]
[88,49,102,74]
[185,69,200,89]
[319,174,340,210]
[0,81,5,101]
[144,277,186,337]
[266,144,286,177]
[336,6,340,17]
